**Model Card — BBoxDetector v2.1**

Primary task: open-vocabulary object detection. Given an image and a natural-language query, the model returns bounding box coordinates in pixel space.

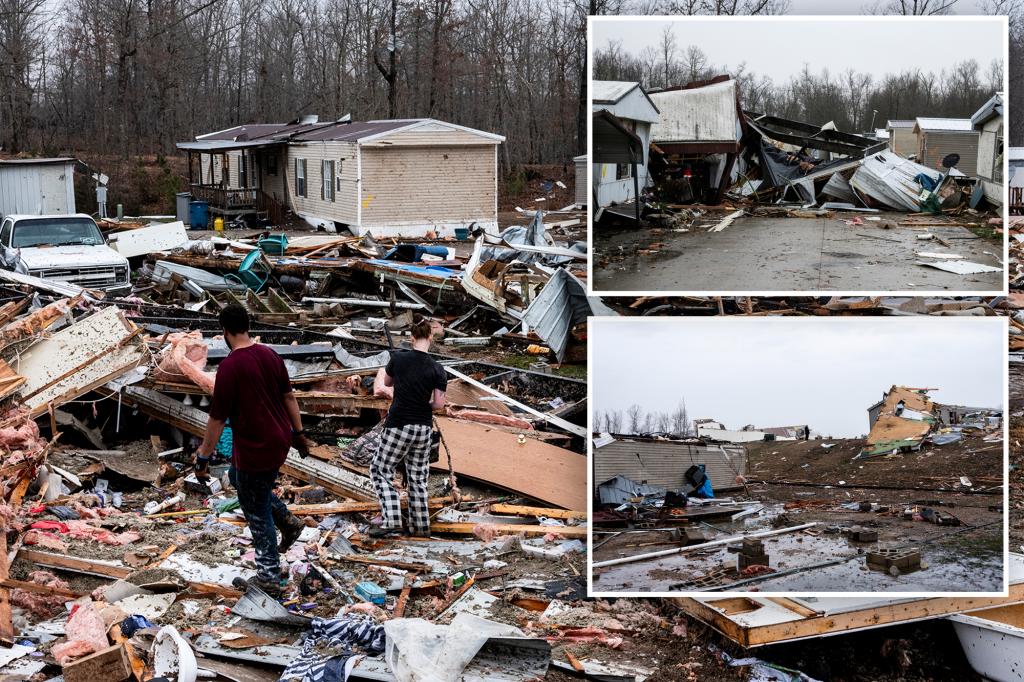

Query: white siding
[889,128,917,157]
[0,162,75,217]
[919,131,980,176]
[976,117,1003,183]
[362,124,498,147]
[284,142,359,226]
[574,156,587,205]
[594,440,747,492]
[359,145,496,227]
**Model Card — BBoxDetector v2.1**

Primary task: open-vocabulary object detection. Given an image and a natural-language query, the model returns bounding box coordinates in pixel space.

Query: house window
[239,155,248,188]
[295,159,307,197]
[615,163,631,180]
[322,160,335,202]
[267,152,278,176]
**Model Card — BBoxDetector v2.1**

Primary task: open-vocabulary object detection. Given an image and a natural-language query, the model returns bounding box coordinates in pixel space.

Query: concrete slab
[593,214,1004,292]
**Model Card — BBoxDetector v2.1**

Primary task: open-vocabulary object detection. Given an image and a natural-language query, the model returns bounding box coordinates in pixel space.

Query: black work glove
[293,431,311,459]
[194,455,211,481]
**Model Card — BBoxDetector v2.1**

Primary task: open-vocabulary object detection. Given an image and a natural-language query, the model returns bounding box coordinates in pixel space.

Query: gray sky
[785,0,991,12]
[593,17,1004,83]
[592,318,1004,438]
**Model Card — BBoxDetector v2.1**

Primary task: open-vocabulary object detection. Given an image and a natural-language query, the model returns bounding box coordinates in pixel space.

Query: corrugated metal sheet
[593,440,746,492]
[649,80,740,145]
[850,151,940,211]
[596,475,666,505]
[0,160,75,217]
[521,269,615,362]
[915,118,973,132]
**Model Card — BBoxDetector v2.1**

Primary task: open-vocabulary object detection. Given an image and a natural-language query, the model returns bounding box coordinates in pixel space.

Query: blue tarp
[364,259,461,278]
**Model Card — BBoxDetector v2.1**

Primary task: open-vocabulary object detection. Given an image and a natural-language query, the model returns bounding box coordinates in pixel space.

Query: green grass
[499,352,586,379]
[965,224,1002,242]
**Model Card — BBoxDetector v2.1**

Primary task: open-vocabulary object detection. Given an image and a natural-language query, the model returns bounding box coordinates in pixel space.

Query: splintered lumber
[16,550,242,598]
[288,497,453,516]
[489,504,587,520]
[433,417,587,511]
[444,368,586,437]
[591,523,818,569]
[62,643,132,682]
[0,531,12,640]
[1,577,83,599]
[430,522,587,538]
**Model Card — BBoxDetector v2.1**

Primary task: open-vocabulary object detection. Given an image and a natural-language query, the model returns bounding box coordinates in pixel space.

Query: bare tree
[864,0,960,14]
[627,404,643,434]
[656,411,671,433]
[608,409,623,433]
[659,25,677,88]
[671,400,691,436]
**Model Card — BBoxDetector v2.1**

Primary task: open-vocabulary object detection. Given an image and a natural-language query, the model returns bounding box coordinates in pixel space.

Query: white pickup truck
[0,214,131,294]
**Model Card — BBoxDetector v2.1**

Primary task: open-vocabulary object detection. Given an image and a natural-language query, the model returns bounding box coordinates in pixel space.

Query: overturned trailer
[593,435,747,494]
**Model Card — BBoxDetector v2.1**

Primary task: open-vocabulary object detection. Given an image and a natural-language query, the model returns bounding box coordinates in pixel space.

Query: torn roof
[971,92,1003,128]
[886,120,916,129]
[864,385,936,447]
[649,78,742,149]
[592,80,644,105]
[914,117,975,133]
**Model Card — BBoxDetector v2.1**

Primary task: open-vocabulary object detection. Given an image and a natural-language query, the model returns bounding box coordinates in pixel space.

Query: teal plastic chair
[225,249,272,292]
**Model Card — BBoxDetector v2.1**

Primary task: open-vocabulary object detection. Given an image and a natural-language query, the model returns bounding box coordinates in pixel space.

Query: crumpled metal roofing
[520,268,616,363]
[849,151,940,212]
[649,79,741,144]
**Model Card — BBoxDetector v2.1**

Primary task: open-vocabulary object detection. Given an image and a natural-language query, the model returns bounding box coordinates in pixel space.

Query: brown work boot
[278,514,306,553]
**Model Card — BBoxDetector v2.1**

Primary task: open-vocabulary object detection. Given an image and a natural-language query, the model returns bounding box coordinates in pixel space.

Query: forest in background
[1,0,1023,212]
[593,39,1002,135]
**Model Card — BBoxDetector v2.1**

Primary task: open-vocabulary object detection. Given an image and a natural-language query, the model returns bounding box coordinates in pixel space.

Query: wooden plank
[288,497,453,516]
[444,367,586,437]
[429,521,587,538]
[489,504,587,520]
[0,531,12,640]
[674,585,1024,648]
[0,577,83,599]
[62,643,131,682]
[432,417,586,511]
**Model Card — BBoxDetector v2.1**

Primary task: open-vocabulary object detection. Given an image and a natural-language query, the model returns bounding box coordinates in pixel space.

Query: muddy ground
[592,209,1003,293]
[594,434,1004,592]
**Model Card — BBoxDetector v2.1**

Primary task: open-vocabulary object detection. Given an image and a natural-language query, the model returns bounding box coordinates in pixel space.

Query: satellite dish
[941,153,960,169]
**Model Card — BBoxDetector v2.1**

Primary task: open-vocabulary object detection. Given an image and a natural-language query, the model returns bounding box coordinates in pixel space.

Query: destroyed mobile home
[592,77,1005,292]
[0,205,667,681]
[591,386,1004,594]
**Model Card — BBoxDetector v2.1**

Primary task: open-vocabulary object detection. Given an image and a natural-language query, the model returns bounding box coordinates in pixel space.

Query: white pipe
[591,522,818,569]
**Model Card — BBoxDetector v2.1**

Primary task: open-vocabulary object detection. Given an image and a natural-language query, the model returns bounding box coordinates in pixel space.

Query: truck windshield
[11,217,104,248]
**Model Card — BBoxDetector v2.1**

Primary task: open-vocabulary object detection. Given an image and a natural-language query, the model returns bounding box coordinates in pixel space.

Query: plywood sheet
[433,417,586,511]
[444,379,513,416]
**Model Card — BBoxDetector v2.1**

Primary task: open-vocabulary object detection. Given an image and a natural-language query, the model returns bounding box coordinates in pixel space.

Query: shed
[913,118,979,176]
[885,120,917,157]
[971,92,1004,207]
[179,118,504,238]
[593,437,747,493]
[591,80,659,210]
[573,155,587,206]
[0,158,76,218]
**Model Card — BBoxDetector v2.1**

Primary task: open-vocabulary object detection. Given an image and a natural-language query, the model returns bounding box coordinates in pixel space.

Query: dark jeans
[229,466,289,583]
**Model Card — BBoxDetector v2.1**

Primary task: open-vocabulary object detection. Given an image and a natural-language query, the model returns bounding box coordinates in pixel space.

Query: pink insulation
[51,602,109,664]
[153,331,216,393]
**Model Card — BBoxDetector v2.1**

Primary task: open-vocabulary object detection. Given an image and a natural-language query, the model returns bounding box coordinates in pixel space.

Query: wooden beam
[0,577,83,599]
[488,504,587,520]
[0,532,13,640]
[429,522,587,539]
[674,585,1024,648]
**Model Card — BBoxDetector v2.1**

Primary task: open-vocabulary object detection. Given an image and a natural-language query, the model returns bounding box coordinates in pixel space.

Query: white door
[39,168,68,214]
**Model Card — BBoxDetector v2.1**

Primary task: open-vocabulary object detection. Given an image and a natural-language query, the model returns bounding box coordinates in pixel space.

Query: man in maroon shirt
[195,304,310,597]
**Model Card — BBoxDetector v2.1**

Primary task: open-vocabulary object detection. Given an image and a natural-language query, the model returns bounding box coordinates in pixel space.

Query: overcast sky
[591,318,1004,438]
[593,17,1004,83]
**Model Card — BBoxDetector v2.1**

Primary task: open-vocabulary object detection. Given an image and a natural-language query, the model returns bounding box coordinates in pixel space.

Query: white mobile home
[913,118,980,176]
[591,81,659,208]
[885,120,917,157]
[179,118,504,238]
[971,92,1004,207]
[0,158,76,218]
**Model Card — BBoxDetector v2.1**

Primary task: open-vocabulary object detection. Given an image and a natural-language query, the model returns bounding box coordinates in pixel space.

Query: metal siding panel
[594,441,746,492]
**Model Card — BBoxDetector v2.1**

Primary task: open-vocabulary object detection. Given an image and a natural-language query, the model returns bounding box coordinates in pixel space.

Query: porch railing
[189,184,257,210]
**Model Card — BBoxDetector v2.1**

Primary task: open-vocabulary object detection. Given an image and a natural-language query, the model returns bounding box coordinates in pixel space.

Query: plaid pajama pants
[370,424,432,532]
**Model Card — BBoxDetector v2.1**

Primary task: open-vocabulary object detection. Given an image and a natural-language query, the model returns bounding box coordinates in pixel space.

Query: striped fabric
[279,615,385,682]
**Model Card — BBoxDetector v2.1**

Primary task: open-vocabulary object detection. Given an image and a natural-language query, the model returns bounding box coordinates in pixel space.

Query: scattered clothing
[280,615,385,682]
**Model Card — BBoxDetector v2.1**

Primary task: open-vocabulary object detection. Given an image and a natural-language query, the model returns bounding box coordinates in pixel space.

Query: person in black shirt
[369,315,447,538]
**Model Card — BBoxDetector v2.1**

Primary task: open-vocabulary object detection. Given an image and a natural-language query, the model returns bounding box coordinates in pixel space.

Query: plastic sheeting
[384,612,550,682]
